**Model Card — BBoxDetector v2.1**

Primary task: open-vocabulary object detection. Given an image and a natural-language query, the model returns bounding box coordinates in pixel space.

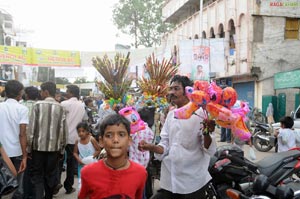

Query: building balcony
[162,0,199,24]
[162,0,217,24]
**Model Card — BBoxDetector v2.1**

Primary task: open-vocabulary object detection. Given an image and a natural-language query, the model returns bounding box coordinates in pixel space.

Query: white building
[162,0,300,118]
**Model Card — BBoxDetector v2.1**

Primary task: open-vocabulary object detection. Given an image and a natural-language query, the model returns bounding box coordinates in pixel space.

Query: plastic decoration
[206,102,251,141]
[231,100,250,122]
[118,106,146,134]
[208,82,223,103]
[135,92,169,111]
[174,81,251,141]
[220,87,237,108]
[174,89,210,119]
[193,80,210,93]
[174,102,199,119]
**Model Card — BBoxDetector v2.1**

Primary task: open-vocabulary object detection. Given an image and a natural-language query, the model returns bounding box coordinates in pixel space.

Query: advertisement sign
[0,46,30,65]
[29,48,80,67]
[0,45,80,67]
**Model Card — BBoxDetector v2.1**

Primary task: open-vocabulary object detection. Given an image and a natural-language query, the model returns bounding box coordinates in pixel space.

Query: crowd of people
[2,75,300,199]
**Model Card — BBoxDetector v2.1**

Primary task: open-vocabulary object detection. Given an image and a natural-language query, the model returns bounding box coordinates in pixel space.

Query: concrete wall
[162,0,251,78]
[252,16,300,97]
[253,0,300,17]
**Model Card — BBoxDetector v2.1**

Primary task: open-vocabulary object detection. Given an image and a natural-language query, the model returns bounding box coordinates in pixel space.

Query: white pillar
[199,0,204,45]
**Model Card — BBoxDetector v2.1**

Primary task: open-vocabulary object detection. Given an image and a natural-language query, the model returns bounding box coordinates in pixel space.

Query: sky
[0,0,133,52]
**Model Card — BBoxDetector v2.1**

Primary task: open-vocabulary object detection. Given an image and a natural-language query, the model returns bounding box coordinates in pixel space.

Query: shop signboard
[274,70,300,89]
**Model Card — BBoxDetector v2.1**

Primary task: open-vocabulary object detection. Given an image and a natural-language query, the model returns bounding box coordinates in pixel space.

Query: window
[228,20,236,53]
[210,28,215,38]
[202,31,207,39]
[218,24,225,38]
[285,18,299,40]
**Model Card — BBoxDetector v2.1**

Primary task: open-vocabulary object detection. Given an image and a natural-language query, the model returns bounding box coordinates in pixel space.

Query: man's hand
[139,140,164,154]
[203,119,216,133]
[18,158,27,173]
[138,140,152,151]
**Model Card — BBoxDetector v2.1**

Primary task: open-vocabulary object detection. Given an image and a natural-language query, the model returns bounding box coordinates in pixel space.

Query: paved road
[55,127,276,198]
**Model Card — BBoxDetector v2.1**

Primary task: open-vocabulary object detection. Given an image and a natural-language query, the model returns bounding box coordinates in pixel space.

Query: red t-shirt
[78,159,147,199]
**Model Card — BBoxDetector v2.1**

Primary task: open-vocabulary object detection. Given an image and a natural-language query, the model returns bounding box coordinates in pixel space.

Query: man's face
[16,89,24,101]
[40,90,47,100]
[66,89,72,99]
[168,81,189,108]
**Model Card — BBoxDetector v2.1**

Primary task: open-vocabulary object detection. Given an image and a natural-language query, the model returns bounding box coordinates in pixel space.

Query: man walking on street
[0,80,28,199]
[27,81,68,199]
[57,84,86,194]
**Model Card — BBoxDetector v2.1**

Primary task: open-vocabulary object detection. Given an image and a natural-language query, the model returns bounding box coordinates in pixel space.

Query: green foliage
[112,0,173,48]
[73,77,87,84]
[55,77,70,84]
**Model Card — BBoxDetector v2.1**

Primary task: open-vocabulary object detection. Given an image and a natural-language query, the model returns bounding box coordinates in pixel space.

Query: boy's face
[100,123,131,159]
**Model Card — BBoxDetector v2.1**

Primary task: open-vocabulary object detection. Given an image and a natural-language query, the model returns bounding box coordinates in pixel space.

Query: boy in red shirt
[78,114,147,199]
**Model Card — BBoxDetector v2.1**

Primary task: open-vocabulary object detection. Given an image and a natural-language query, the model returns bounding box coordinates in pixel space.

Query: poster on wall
[192,46,210,81]
[178,39,225,80]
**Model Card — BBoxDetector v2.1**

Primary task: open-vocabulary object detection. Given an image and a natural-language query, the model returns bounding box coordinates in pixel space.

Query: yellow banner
[29,48,80,67]
[0,45,81,67]
[0,46,30,65]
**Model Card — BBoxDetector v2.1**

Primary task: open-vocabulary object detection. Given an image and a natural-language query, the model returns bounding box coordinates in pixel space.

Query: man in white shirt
[0,80,28,199]
[139,75,216,198]
[57,85,86,194]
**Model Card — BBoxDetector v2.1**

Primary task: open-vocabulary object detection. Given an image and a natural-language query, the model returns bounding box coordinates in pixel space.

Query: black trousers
[10,156,24,199]
[150,183,208,199]
[23,157,34,199]
[58,144,75,192]
[31,151,60,199]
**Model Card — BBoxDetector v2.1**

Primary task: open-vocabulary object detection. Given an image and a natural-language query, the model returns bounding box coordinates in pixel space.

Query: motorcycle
[252,121,277,152]
[206,145,300,199]
[252,106,300,153]
[226,174,300,199]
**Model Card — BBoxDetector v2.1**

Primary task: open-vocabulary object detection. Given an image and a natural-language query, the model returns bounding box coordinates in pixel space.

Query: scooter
[252,121,277,152]
[206,145,300,199]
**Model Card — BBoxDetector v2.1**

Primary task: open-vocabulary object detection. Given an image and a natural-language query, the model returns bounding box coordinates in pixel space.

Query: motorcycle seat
[255,150,300,177]
[254,121,269,127]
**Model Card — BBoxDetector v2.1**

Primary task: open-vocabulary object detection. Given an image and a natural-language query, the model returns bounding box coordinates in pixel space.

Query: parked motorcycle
[251,121,277,152]
[206,145,300,199]
[226,174,300,199]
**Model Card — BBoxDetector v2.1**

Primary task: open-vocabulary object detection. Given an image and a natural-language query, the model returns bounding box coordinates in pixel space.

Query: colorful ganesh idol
[118,106,146,134]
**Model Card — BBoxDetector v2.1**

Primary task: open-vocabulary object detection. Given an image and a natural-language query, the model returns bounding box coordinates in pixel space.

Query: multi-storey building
[161,0,300,118]
[0,8,14,46]
[0,9,15,81]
